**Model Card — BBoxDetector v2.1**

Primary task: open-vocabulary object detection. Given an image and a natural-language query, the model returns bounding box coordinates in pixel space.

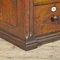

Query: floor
[0,38,60,60]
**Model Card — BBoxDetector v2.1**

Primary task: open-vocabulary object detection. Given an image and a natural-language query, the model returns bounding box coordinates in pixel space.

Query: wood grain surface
[34,0,60,3]
[34,3,60,36]
[0,0,60,51]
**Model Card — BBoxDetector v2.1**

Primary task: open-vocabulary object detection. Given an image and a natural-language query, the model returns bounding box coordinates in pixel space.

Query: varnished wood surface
[0,0,29,40]
[34,3,60,36]
[34,0,60,3]
[34,0,60,6]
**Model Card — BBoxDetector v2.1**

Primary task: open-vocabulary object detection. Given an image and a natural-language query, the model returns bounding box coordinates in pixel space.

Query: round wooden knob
[51,16,59,22]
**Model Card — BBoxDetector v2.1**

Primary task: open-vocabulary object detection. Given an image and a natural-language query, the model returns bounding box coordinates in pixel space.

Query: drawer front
[33,3,60,36]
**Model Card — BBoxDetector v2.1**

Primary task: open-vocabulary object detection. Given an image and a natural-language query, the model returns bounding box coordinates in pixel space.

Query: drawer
[33,3,60,36]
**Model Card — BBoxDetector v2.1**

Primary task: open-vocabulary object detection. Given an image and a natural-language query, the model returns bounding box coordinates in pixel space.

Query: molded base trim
[0,29,60,51]
[0,29,38,51]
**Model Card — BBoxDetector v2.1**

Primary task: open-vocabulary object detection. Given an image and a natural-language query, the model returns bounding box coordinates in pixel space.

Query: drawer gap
[34,2,60,6]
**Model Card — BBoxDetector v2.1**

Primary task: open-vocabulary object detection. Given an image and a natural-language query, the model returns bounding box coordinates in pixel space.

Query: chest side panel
[0,0,17,26]
[0,0,27,40]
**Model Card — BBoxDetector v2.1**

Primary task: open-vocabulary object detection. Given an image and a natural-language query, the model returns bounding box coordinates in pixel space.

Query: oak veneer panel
[0,0,60,50]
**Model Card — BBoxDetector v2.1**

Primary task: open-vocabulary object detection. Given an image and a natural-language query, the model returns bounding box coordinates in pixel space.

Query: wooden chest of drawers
[0,0,60,51]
